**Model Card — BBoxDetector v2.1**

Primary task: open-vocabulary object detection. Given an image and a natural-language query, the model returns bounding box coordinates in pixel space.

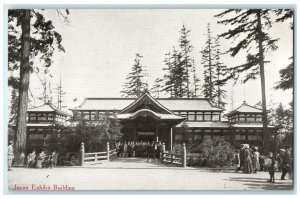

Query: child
[268,152,276,183]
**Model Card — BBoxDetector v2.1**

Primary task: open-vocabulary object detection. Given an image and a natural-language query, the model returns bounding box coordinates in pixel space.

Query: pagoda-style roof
[28,103,70,117]
[227,101,263,116]
[231,123,275,128]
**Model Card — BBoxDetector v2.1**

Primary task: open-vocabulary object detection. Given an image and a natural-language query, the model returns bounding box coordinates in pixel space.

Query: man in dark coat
[280,149,292,180]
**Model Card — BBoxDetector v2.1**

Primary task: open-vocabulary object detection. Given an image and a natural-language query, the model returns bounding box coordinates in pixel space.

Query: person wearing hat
[8,141,14,171]
[280,148,291,180]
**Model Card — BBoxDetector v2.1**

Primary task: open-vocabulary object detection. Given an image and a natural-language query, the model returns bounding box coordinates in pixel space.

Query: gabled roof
[117,109,185,120]
[71,95,223,112]
[119,92,173,114]
[28,103,70,117]
[227,101,263,116]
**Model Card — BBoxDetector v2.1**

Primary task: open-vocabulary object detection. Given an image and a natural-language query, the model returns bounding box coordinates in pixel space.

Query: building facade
[70,93,274,150]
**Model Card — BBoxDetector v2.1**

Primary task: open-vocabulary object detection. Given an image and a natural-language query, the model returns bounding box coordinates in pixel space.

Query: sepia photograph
[5,6,294,192]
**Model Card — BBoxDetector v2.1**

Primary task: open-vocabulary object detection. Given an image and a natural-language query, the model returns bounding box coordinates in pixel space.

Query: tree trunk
[257,11,268,147]
[15,9,31,162]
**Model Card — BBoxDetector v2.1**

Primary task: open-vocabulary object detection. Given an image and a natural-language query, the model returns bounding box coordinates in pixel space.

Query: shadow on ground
[227,177,293,190]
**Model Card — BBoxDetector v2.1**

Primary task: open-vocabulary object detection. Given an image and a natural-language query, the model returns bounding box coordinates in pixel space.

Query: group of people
[7,141,59,170]
[26,150,59,169]
[233,144,292,183]
[116,141,163,158]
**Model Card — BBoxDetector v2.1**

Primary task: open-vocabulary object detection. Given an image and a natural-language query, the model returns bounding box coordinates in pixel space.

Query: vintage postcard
[6,7,294,191]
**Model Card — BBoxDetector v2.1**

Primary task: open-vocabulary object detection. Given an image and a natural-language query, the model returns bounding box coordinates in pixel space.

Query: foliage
[8,9,69,156]
[150,78,163,98]
[200,23,227,107]
[121,53,148,97]
[197,136,235,167]
[162,25,195,98]
[215,9,279,83]
[268,103,293,150]
[274,58,293,90]
[62,113,123,153]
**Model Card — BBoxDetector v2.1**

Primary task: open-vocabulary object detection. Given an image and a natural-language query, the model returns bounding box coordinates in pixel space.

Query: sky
[27,9,293,113]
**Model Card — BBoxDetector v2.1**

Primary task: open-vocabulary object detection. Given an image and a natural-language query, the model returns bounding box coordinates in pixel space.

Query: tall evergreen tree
[151,78,163,98]
[191,59,200,98]
[214,38,227,108]
[8,9,68,159]
[121,53,148,97]
[201,23,216,102]
[178,25,193,98]
[215,9,279,146]
[162,50,175,97]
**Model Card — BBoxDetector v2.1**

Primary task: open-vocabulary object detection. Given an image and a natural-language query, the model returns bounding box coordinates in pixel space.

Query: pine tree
[214,38,227,108]
[201,23,216,102]
[121,53,148,98]
[162,50,175,97]
[191,59,200,98]
[215,9,279,146]
[8,9,68,159]
[178,25,193,98]
[151,78,163,98]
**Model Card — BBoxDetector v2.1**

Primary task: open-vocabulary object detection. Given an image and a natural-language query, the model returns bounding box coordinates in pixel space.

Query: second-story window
[239,114,246,121]
[212,113,220,121]
[196,112,203,121]
[204,112,212,121]
[246,114,255,122]
[256,114,262,122]
[188,112,195,121]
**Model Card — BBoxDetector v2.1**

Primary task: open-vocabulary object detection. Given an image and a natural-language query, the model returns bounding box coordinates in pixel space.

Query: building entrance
[137,132,155,142]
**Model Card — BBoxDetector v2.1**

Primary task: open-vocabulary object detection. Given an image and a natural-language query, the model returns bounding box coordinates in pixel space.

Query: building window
[29,134,44,140]
[38,116,47,121]
[196,113,203,121]
[29,116,37,121]
[188,113,195,121]
[74,111,82,120]
[235,134,246,140]
[204,112,212,121]
[246,114,255,122]
[90,112,96,120]
[212,113,220,121]
[83,111,90,120]
[239,114,246,121]
[256,114,262,122]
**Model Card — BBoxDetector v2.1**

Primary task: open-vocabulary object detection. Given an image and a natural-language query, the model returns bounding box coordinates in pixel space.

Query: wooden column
[107,142,110,162]
[80,142,85,166]
[182,143,186,168]
[170,126,173,151]
[155,123,159,142]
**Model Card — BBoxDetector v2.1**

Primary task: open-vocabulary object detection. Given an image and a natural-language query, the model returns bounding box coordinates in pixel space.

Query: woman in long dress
[252,147,260,173]
[243,144,253,174]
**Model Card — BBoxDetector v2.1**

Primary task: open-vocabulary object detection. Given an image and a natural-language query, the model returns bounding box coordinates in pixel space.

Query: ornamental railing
[79,142,117,166]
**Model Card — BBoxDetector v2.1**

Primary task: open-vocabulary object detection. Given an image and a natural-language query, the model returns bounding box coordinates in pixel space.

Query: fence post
[107,142,110,162]
[80,142,85,166]
[182,143,186,168]
[161,142,165,164]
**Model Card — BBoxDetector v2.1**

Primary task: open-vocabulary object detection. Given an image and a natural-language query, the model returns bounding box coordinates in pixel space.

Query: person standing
[252,147,260,173]
[8,141,14,171]
[233,149,241,172]
[280,149,291,180]
[267,152,276,183]
[243,144,253,174]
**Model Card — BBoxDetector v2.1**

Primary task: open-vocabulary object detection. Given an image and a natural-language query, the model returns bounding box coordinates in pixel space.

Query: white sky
[28,9,293,112]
